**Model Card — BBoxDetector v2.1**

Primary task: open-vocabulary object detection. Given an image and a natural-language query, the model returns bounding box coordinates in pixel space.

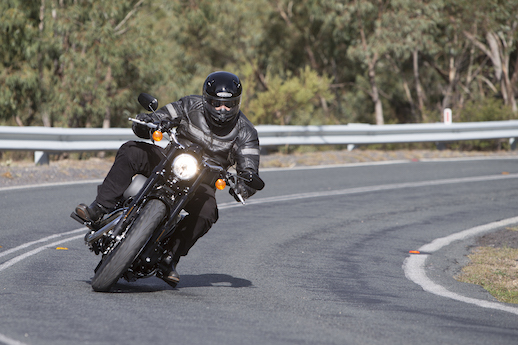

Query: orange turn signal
[215,179,226,190]
[152,130,163,141]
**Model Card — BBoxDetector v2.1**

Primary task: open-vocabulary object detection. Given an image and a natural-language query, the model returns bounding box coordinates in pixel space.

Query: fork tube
[160,168,209,235]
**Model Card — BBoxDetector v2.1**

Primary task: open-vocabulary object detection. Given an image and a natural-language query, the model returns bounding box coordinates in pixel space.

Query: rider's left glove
[229,181,256,202]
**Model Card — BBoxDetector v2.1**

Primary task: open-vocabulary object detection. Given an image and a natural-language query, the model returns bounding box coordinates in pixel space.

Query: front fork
[124,167,211,271]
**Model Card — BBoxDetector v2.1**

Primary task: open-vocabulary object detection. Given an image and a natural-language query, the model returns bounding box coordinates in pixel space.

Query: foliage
[459,98,515,122]
[247,66,333,125]
[0,0,517,128]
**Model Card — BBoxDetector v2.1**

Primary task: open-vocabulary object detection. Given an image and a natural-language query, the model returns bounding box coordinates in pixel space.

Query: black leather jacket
[133,95,260,177]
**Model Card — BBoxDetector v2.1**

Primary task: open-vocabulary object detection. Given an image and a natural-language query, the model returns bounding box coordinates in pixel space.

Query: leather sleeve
[154,101,183,123]
[234,117,261,175]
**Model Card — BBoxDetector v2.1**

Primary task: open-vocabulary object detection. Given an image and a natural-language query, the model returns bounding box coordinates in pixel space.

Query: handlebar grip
[129,117,157,129]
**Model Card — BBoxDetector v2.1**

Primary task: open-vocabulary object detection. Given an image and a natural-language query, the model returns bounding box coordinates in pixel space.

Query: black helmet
[202,71,242,128]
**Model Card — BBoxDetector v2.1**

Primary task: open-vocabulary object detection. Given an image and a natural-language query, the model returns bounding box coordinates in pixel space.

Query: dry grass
[457,227,518,304]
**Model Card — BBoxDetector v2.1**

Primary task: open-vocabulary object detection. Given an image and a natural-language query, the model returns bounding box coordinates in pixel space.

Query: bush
[458,98,515,122]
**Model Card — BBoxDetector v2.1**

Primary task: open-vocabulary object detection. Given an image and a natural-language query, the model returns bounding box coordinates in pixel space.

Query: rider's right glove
[132,113,156,139]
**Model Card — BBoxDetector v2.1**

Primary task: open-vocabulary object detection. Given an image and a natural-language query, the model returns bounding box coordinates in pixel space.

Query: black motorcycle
[71,93,264,292]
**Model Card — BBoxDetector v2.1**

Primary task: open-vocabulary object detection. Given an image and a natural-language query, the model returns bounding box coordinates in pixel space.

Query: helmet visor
[206,97,240,109]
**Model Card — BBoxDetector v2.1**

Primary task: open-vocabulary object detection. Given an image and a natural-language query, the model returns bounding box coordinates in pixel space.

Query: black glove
[229,180,256,202]
[132,113,155,139]
[160,117,181,130]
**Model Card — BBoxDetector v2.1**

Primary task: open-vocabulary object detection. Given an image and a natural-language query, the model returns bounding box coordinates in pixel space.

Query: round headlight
[172,153,199,180]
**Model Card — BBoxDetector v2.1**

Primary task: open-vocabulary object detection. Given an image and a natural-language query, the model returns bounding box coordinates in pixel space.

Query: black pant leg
[168,184,219,262]
[96,141,162,209]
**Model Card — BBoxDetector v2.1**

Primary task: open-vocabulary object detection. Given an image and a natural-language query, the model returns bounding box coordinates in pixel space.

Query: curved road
[1,157,518,345]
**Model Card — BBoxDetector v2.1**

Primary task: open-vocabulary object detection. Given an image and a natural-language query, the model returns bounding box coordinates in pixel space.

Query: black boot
[75,202,109,223]
[159,254,180,288]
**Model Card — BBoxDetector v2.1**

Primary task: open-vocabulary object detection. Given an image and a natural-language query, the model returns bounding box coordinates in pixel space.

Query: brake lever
[226,173,246,204]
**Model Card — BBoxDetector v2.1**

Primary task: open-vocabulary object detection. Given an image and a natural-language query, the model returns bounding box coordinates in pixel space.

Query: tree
[1,0,516,130]
[0,0,46,126]
[48,0,160,128]
[461,0,518,113]
[247,66,332,125]
[0,0,161,128]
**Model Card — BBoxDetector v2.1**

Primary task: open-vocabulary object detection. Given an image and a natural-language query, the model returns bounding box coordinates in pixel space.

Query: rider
[75,71,262,287]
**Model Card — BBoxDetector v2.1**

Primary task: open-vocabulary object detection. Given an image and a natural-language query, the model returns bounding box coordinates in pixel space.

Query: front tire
[91,199,167,292]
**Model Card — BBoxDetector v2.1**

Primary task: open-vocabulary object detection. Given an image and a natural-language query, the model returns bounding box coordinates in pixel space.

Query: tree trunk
[103,107,111,129]
[357,9,383,125]
[402,77,417,122]
[485,32,503,81]
[442,55,456,110]
[413,50,425,114]
[501,50,517,113]
[39,0,50,127]
[464,30,516,112]
[368,60,384,125]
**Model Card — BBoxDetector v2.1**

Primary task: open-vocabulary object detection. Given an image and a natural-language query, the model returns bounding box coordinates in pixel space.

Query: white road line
[219,173,518,209]
[403,217,518,315]
[0,231,85,345]
[0,228,87,259]
[261,160,410,172]
[0,228,86,345]
[0,179,102,192]
[0,233,85,272]
[0,333,27,345]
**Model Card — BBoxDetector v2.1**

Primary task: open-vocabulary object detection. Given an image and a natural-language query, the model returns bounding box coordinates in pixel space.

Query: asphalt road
[1,157,518,345]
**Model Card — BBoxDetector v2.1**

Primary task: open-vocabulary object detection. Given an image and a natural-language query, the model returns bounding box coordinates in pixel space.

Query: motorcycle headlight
[172,153,199,180]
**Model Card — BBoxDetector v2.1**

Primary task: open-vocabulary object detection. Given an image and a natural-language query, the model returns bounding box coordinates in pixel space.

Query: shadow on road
[179,273,253,289]
[85,273,253,293]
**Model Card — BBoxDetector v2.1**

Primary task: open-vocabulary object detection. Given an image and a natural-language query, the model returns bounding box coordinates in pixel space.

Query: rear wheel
[91,199,167,292]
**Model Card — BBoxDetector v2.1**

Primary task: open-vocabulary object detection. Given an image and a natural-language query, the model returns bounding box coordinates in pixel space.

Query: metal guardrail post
[34,151,50,165]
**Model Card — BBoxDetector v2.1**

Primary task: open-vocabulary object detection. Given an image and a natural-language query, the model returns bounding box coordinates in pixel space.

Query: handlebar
[204,161,246,204]
[129,117,184,149]
[129,117,157,129]
[130,117,259,205]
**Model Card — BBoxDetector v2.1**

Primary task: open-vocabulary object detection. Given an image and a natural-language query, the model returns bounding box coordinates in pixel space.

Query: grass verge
[456,227,518,304]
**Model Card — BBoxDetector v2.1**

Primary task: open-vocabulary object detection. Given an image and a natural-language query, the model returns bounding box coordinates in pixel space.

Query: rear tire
[91,199,167,292]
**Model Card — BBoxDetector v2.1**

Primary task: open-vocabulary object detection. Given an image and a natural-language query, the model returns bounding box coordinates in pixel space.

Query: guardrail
[0,120,517,164]
[257,121,518,146]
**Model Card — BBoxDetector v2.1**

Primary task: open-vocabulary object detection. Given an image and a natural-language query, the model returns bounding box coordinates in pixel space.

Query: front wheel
[91,199,167,292]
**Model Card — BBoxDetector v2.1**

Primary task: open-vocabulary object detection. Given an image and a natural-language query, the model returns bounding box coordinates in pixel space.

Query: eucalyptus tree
[160,0,332,125]
[460,0,518,113]
[321,0,440,125]
[151,0,271,107]
[47,0,161,128]
[417,0,518,121]
[246,0,335,125]
[0,0,160,128]
[0,0,48,126]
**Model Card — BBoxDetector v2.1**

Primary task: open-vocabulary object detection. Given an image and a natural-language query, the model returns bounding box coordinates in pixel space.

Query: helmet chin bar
[204,101,239,128]
[215,108,231,121]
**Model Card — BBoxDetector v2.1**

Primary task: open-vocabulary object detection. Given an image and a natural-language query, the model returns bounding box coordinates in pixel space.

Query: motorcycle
[71,93,264,292]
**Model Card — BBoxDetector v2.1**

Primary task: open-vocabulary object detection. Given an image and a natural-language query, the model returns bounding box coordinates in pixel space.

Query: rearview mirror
[138,93,158,111]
